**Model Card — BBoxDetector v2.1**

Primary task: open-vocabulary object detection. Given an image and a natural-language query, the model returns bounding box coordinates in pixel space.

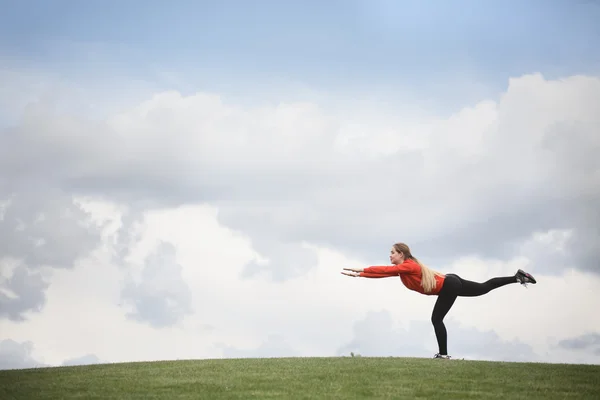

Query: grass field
[1,356,599,399]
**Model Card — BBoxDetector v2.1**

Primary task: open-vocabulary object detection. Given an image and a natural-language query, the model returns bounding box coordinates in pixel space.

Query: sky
[1,0,600,369]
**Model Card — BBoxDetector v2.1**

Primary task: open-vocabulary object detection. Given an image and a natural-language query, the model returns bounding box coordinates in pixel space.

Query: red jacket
[359,258,445,295]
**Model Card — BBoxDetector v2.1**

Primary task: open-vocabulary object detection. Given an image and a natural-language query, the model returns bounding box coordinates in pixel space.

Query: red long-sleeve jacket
[359,258,445,296]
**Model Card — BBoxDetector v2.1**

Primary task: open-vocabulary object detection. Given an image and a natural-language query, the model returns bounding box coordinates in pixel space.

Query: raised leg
[458,276,517,297]
[458,269,537,297]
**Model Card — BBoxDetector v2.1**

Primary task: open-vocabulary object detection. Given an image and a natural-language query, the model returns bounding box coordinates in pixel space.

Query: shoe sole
[517,269,537,284]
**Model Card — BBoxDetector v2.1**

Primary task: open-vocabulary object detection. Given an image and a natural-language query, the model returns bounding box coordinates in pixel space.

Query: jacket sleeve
[363,261,416,275]
[359,271,396,278]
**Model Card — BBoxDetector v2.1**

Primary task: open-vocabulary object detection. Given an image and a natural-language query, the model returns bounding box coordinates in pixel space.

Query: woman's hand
[341,267,364,277]
[343,267,364,272]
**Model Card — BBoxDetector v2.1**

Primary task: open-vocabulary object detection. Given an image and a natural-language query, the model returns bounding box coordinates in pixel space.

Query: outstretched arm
[363,263,415,275]
[360,272,396,278]
[342,262,417,278]
[341,268,399,278]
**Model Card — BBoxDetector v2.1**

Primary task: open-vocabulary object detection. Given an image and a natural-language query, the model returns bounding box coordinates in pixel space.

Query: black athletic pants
[431,273,517,355]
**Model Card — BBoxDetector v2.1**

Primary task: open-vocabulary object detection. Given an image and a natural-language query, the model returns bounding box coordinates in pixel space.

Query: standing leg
[431,274,461,356]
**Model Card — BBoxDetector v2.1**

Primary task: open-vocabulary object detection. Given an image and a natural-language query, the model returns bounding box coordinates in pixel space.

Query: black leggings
[431,273,517,355]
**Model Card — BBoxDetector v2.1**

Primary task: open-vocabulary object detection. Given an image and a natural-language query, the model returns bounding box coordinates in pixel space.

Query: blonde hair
[393,242,444,293]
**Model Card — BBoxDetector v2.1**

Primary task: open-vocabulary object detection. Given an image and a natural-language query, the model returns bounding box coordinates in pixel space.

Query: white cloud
[0,68,599,368]
[0,188,102,322]
[337,310,539,362]
[2,203,599,369]
[0,339,48,370]
[121,241,194,328]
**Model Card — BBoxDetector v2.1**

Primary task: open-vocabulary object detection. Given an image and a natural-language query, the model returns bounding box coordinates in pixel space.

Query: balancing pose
[341,242,536,359]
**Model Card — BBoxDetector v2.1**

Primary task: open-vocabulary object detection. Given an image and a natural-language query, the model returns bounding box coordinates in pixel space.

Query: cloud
[337,310,537,362]
[0,338,102,370]
[558,333,600,355]
[0,187,103,321]
[0,202,598,367]
[121,241,193,328]
[0,339,47,370]
[337,310,430,358]
[0,68,599,367]
[2,73,599,285]
[0,263,49,321]
[241,239,319,282]
[0,188,102,269]
[111,208,146,267]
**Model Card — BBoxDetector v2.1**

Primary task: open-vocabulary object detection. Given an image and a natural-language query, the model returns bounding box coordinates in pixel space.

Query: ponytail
[393,243,443,293]
[411,256,443,293]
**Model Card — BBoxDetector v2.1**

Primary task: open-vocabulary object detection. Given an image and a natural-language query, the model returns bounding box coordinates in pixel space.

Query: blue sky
[1,0,599,108]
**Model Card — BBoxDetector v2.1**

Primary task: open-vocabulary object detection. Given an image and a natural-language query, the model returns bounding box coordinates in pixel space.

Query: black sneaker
[516,269,537,287]
[433,353,451,359]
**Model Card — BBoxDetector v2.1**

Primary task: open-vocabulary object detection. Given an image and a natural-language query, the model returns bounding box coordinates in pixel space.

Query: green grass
[1,357,599,399]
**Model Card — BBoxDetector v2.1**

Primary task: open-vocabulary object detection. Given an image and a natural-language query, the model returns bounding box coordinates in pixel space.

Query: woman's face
[390,247,404,265]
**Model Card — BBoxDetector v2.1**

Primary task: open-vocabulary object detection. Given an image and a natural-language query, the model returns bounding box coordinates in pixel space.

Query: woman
[341,242,537,359]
